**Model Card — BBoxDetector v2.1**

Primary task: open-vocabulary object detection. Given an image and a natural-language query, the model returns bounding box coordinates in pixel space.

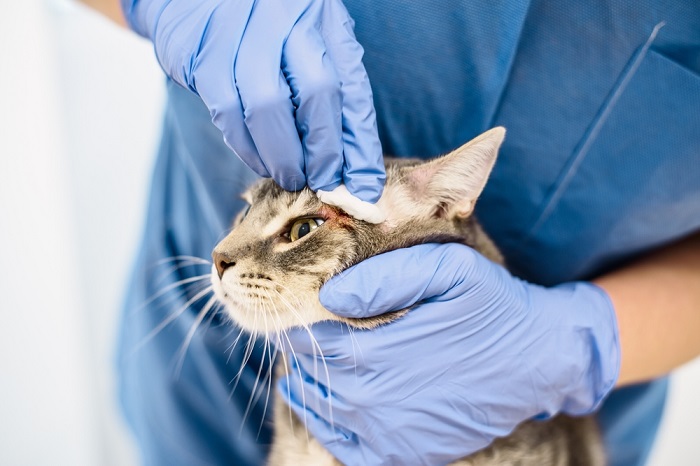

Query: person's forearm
[594,232,700,387]
[78,0,126,26]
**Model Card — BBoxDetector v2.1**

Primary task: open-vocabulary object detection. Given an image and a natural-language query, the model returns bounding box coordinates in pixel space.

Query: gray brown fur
[210,128,605,465]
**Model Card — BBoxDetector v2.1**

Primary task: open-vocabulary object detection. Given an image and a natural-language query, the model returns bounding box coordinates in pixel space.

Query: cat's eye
[234,204,252,226]
[289,218,325,242]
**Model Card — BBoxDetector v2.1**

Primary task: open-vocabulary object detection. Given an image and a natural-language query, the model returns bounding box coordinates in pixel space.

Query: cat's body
[211,128,605,465]
[269,398,602,466]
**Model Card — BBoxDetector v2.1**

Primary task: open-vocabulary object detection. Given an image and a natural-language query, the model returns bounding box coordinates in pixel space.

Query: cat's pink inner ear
[406,164,439,195]
[405,127,506,219]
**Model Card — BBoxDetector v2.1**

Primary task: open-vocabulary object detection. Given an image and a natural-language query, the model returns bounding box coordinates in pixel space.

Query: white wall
[0,1,161,464]
[0,1,697,465]
[0,2,97,464]
[647,361,700,465]
[44,2,166,464]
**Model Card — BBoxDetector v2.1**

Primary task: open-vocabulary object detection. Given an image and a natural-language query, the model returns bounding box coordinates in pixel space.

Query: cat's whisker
[173,294,218,379]
[131,274,212,316]
[152,259,211,290]
[255,307,278,440]
[277,322,312,446]
[271,289,330,384]
[239,304,270,435]
[259,338,278,440]
[153,256,212,282]
[263,289,316,443]
[227,329,256,399]
[263,289,310,443]
[345,323,364,382]
[215,312,240,342]
[271,289,335,434]
[228,308,259,399]
[225,324,248,365]
[270,314,297,438]
[210,300,233,333]
[156,255,212,266]
[222,324,254,409]
[270,281,307,307]
[131,284,214,354]
[249,299,277,439]
[237,298,266,426]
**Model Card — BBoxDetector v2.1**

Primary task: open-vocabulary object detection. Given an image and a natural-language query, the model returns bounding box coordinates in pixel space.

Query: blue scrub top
[117,1,700,465]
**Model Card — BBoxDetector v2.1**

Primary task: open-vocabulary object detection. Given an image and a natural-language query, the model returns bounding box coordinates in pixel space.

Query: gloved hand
[279,243,620,465]
[121,0,385,202]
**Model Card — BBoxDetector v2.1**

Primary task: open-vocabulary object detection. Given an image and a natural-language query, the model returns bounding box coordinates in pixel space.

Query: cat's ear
[403,127,505,218]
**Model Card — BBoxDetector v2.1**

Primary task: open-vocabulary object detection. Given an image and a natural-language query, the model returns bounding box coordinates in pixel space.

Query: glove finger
[320,0,385,203]
[190,3,268,177]
[277,364,355,437]
[278,322,350,357]
[279,372,371,464]
[320,243,478,318]
[235,0,307,191]
[283,12,344,193]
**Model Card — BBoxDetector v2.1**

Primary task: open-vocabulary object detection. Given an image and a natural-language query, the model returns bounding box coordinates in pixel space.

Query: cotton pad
[316,185,387,224]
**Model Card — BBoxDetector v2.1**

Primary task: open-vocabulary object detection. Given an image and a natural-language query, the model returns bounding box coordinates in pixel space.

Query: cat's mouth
[211,265,338,334]
[211,266,276,332]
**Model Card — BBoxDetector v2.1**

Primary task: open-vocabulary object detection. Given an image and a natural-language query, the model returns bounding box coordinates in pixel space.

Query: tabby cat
[210,128,604,465]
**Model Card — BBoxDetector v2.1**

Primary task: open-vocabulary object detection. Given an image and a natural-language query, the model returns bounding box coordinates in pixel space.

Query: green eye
[289,218,325,242]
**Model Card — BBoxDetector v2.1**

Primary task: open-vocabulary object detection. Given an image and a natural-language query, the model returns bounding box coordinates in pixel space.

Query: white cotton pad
[316,184,387,224]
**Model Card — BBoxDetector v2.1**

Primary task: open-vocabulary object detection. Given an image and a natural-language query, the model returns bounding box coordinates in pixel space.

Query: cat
[210,127,605,465]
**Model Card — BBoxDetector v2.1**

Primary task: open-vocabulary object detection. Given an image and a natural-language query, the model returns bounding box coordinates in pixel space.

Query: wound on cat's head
[211,127,505,334]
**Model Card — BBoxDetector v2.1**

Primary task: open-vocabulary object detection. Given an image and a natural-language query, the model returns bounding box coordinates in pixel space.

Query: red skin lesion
[318,204,355,229]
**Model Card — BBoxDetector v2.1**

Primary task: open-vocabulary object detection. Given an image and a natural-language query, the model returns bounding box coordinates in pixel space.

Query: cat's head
[211,127,505,334]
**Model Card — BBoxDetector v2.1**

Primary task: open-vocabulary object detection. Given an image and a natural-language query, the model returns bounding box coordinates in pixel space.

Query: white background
[0,1,698,464]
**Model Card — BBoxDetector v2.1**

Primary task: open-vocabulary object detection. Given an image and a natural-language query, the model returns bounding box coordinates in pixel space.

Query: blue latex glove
[280,243,621,465]
[121,0,385,201]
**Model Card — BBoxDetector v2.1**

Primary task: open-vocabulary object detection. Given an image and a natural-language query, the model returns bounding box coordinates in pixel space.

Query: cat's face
[211,127,505,335]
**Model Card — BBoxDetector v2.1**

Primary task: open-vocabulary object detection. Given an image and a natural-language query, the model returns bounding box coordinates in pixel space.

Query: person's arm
[596,231,700,386]
[77,0,125,26]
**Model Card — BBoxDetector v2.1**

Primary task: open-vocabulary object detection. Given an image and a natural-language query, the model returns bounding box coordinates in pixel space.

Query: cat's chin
[212,295,321,335]
[211,269,341,334]
[210,265,408,335]
[220,303,407,335]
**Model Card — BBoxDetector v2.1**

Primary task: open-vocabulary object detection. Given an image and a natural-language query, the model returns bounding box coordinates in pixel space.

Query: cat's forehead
[244,180,320,215]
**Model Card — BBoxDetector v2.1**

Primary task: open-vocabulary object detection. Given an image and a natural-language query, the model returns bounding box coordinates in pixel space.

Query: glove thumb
[319,243,478,318]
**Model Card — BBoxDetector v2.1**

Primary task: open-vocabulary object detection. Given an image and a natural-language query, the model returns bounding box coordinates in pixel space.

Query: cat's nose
[212,251,236,279]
